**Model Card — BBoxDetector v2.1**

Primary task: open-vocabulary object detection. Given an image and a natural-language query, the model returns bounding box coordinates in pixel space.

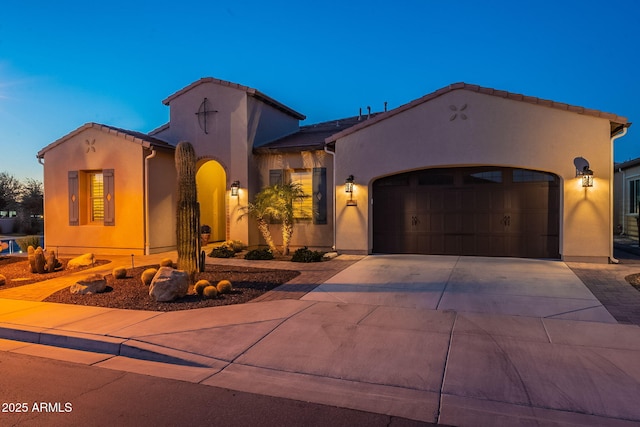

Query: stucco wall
[147,149,177,253]
[42,128,147,255]
[253,150,334,251]
[333,89,614,262]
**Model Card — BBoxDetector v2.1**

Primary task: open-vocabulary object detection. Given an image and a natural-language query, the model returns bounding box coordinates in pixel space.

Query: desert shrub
[194,279,210,296]
[225,240,246,253]
[209,244,235,258]
[141,268,158,286]
[291,247,326,263]
[0,274,5,286]
[16,236,41,252]
[244,248,274,260]
[203,285,219,299]
[113,267,127,279]
[216,279,232,294]
[160,258,174,268]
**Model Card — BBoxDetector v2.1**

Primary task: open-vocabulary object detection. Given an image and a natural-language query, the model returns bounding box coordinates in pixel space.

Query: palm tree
[238,186,281,254]
[274,183,307,255]
[239,183,307,255]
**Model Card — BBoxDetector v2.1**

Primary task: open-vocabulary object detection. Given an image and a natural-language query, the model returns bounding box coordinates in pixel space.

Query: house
[614,157,640,240]
[37,78,629,262]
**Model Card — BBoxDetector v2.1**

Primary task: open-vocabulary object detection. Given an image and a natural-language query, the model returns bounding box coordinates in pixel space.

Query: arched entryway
[372,166,560,258]
[196,160,226,243]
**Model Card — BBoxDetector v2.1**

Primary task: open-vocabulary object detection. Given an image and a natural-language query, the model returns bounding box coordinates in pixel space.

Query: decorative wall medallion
[449,104,468,121]
[85,139,96,153]
[196,97,218,134]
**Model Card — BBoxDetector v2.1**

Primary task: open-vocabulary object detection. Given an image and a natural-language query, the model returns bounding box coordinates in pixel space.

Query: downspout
[619,167,626,235]
[324,144,337,251]
[144,148,157,255]
[610,126,629,264]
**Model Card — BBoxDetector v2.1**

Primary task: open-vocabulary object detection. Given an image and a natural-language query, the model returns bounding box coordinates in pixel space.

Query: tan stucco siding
[334,90,613,261]
[147,150,177,253]
[42,129,146,255]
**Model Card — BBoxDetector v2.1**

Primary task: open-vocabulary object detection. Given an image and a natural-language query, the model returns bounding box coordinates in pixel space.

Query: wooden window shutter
[103,169,115,226]
[312,167,327,224]
[68,171,79,226]
[269,169,283,186]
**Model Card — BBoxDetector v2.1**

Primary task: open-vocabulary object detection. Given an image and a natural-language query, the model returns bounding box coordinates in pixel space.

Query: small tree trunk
[257,219,278,254]
[282,220,293,255]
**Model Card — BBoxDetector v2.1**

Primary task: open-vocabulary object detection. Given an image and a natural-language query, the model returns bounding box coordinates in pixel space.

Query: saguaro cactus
[175,141,200,279]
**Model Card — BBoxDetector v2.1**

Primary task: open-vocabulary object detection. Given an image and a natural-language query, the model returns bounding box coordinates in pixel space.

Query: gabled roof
[162,77,306,121]
[37,123,174,158]
[325,82,630,144]
[254,114,383,153]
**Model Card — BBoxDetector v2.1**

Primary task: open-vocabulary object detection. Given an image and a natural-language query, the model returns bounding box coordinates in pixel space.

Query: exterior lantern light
[573,157,593,188]
[345,175,357,206]
[581,169,594,187]
[230,180,240,197]
[345,175,355,193]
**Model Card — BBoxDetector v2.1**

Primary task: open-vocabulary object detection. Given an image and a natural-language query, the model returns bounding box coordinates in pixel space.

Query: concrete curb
[0,323,214,367]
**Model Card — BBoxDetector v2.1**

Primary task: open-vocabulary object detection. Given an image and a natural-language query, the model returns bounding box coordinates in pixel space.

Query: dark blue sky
[1,0,638,180]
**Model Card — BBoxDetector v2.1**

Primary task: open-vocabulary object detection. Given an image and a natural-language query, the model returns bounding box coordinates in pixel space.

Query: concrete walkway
[0,254,640,426]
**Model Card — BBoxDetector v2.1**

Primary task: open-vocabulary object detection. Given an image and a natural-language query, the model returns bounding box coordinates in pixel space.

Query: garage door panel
[373,167,559,258]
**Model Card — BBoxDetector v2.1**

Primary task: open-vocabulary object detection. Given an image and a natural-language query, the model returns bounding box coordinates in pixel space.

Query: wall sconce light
[573,157,593,188]
[580,169,594,187]
[230,180,240,196]
[345,175,357,206]
[345,175,354,193]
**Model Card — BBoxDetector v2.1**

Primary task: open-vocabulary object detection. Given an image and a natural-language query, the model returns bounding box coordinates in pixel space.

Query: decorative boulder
[149,267,189,302]
[70,274,107,295]
[68,253,95,269]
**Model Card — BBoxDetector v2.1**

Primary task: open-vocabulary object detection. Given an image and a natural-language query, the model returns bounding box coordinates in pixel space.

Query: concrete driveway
[303,254,617,323]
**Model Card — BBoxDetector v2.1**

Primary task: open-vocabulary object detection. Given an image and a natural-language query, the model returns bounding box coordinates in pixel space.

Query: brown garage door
[372,167,560,258]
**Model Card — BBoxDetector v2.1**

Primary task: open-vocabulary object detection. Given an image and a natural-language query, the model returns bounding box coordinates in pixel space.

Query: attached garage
[329,82,629,263]
[372,167,560,258]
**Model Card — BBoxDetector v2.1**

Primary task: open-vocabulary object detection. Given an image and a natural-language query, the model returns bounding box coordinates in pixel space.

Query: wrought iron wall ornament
[449,104,468,121]
[195,97,218,134]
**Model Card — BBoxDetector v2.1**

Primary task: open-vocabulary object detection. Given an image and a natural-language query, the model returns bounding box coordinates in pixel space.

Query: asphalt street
[0,351,436,427]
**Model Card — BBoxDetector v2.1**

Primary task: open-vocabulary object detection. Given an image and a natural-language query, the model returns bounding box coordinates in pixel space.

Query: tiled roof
[325,82,630,144]
[254,114,382,153]
[37,123,174,158]
[162,77,306,120]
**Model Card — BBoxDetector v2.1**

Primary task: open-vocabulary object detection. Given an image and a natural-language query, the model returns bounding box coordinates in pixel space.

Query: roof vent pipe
[367,106,371,119]
[358,108,362,121]
[384,101,388,112]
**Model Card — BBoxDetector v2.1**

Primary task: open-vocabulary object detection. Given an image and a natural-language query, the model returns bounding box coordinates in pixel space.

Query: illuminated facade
[38,79,628,262]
